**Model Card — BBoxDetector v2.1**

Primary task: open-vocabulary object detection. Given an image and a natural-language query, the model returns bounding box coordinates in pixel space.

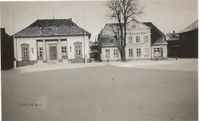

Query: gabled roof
[180,20,198,33]
[143,22,167,45]
[98,23,119,47]
[14,19,91,38]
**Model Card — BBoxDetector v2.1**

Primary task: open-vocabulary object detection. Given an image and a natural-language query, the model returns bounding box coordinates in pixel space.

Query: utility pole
[13,11,17,68]
[83,8,87,64]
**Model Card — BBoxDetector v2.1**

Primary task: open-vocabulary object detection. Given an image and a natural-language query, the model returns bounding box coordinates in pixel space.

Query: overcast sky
[0,0,198,41]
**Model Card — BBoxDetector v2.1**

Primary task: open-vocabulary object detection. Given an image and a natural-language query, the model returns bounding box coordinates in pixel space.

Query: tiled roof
[98,23,119,47]
[143,22,167,45]
[14,19,91,38]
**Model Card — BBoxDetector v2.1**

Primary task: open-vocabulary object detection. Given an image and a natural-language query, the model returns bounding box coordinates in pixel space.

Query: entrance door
[49,46,57,60]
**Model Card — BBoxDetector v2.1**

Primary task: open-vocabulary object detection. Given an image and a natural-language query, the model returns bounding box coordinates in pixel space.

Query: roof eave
[14,34,91,38]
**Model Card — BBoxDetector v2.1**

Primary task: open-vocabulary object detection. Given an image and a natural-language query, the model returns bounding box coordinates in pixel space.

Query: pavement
[15,58,198,73]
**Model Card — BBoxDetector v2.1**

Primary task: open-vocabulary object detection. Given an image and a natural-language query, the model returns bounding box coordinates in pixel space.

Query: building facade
[98,20,167,61]
[14,19,91,67]
[89,41,100,61]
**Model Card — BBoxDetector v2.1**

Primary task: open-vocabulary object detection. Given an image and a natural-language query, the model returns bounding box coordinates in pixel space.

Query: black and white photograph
[1,0,198,121]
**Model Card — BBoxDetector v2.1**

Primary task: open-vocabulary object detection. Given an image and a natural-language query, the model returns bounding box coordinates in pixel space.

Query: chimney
[39,27,43,35]
[173,30,175,34]
[69,18,72,21]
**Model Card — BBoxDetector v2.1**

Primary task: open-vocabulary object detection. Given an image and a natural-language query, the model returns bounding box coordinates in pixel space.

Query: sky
[0,0,198,41]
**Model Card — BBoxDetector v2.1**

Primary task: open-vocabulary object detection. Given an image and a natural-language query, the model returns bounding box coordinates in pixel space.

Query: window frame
[128,48,133,57]
[154,47,163,57]
[74,42,82,57]
[136,36,140,43]
[136,48,141,57]
[113,49,119,57]
[61,46,68,59]
[21,43,30,60]
[128,36,133,43]
[105,49,110,58]
[38,47,43,60]
[144,36,148,42]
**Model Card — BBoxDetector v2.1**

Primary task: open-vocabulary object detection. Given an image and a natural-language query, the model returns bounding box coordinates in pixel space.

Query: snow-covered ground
[2,62,198,121]
[16,58,198,73]
[16,62,106,73]
[109,58,198,72]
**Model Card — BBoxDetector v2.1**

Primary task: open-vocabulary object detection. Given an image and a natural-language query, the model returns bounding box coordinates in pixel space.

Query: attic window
[132,25,136,28]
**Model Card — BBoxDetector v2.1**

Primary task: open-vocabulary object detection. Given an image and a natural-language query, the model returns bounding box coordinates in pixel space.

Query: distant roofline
[179,20,198,33]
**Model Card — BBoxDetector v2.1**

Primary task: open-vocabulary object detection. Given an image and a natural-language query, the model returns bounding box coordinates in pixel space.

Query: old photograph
[1,0,198,121]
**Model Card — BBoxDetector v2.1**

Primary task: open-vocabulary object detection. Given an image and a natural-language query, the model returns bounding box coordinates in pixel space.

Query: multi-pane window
[128,48,133,57]
[136,36,140,43]
[136,48,141,57]
[144,36,148,42]
[38,47,43,60]
[144,48,149,57]
[113,49,119,57]
[154,47,163,57]
[128,36,133,43]
[105,49,110,58]
[21,44,29,60]
[61,46,67,58]
[74,42,82,57]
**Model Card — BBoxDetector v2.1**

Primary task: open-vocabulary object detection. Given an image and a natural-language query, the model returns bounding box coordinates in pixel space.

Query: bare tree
[107,0,142,61]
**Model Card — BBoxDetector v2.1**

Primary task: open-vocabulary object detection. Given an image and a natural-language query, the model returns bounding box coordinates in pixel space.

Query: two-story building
[14,19,91,67]
[98,20,167,61]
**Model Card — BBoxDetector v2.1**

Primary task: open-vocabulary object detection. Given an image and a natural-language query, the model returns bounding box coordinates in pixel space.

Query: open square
[2,59,198,121]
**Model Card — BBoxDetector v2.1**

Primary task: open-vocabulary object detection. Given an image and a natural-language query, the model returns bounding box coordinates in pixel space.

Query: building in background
[1,28,14,70]
[179,20,198,58]
[98,20,167,61]
[166,31,180,57]
[14,19,91,67]
[89,41,100,61]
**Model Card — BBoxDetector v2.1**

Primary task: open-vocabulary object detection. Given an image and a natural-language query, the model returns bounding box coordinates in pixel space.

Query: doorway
[49,46,57,60]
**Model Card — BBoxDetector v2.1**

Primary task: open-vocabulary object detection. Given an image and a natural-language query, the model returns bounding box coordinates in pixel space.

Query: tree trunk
[122,20,127,62]
[121,46,126,61]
